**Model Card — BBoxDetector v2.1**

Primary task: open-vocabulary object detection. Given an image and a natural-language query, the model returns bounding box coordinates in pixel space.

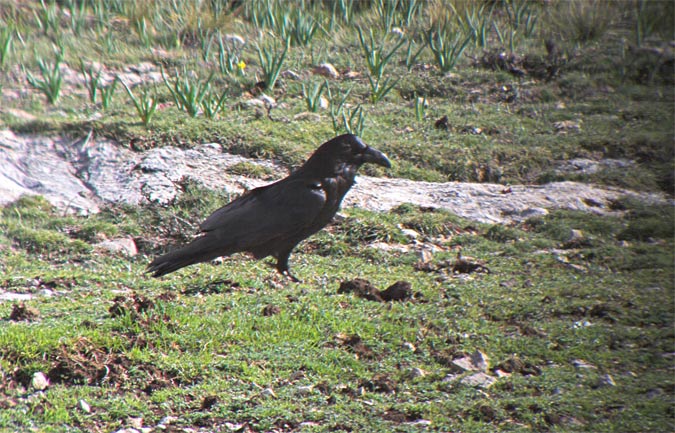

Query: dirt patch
[382,408,419,423]
[332,333,377,360]
[380,281,413,301]
[44,337,180,392]
[262,304,280,316]
[494,356,542,376]
[416,254,490,275]
[338,279,415,302]
[338,278,382,301]
[109,292,154,318]
[182,279,242,296]
[360,373,397,393]
[200,395,219,410]
[7,303,40,321]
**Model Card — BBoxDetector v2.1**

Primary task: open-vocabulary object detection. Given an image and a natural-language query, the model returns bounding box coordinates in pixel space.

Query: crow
[147,134,391,281]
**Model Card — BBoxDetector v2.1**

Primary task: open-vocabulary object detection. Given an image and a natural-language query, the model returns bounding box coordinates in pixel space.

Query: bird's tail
[147,236,227,278]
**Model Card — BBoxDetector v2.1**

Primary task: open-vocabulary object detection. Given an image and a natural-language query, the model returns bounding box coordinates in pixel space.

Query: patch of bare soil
[416,253,490,275]
[7,303,39,321]
[360,373,397,393]
[109,292,154,318]
[330,333,378,360]
[182,278,243,296]
[337,278,416,302]
[262,304,281,316]
[41,337,180,393]
[494,356,542,376]
[382,408,420,423]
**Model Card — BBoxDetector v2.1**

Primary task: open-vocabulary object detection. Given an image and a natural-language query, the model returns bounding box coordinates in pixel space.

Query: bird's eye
[309,181,322,190]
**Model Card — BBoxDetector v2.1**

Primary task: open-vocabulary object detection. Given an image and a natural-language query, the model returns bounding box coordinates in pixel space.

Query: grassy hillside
[0,1,673,432]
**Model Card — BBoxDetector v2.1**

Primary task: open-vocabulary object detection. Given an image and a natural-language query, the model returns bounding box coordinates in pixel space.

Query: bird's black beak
[363,146,391,168]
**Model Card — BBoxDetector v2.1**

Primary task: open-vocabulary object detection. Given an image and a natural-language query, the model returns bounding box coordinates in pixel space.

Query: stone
[78,399,91,413]
[398,226,420,240]
[224,33,245,45]
[127,417,143,429]
[31,372,49,390]
[408,367,427,378]
[597,373,616,387]
[571,359,597,369]
[280,70,301,80]
[156,416,177,426]
[96,238,138,257]
[293,112,321,122]
[460,372,497,388]
[313,63,339,79]
[296,385,314,395]
[452,350,489,372]
[261,388,277,398]
[0,130,668,225]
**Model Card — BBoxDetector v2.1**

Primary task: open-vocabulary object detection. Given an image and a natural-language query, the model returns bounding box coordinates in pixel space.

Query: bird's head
[308,134,391,171]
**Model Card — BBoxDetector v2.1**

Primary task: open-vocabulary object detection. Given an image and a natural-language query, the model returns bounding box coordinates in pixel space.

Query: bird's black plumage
[147,134,391,280]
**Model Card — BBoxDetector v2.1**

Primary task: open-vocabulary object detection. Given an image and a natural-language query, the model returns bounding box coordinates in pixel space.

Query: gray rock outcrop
[0,130,668,224]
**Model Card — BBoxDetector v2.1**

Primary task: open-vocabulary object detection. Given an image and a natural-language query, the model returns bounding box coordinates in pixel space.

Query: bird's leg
[275,249,300,283]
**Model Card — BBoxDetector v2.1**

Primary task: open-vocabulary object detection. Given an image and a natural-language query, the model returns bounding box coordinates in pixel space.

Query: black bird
[147,134,391,280]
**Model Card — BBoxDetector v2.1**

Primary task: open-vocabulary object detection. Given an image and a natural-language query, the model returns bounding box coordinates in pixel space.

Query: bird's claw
[281,269,301,283]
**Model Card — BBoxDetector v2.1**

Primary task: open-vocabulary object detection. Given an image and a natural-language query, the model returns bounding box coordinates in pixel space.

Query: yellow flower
[237,60,246,70]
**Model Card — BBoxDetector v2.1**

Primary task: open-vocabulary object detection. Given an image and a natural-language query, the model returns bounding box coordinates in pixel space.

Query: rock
[31,372,49,390]
[367,242,411,253]
[313,63,339,79]
[567,229,585,242]
[127,417,143,429]
[442,373,462,383]
[259,93,276,107]
[293,112,321,122]
[452,350,489,372]
[245,94,276,109]
[78,399,91,413]
[156,416,177,426]
[0,292,33,301]
[555,158,634,176]
[402,342,416,352]
[571,359,597,369]
[296,385,314,395]
[460,372,497,388]
[596,373,616,387]
[553,120,582,133]
[280,70,301,80]
[224,33,245,45]
[391,27,405,37]
[112,429,139,433]
[261,388,277,398]
[0,130,668,224]
[408,367,427,378]
[408,419,432,426]
[96,238,138,257]
[398,225,420,240]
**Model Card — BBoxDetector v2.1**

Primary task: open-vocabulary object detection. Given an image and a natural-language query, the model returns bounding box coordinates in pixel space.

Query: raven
[147,134,391,280]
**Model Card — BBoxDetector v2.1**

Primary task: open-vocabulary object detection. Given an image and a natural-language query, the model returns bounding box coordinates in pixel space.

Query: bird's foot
[280,269,301,283]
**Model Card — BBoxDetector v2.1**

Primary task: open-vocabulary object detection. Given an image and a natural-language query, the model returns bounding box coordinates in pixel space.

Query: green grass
[0,1,673,431]
[0,192,673,432]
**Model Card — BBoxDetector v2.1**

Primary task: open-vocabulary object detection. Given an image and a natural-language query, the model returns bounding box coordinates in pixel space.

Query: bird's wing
[198,177,326,249]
